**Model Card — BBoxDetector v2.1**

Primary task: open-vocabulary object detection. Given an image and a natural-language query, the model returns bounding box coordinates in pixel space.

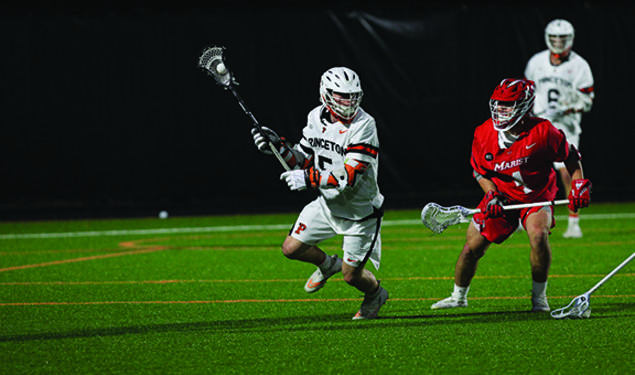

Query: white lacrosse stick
[551,252,635,320]
[421,199,569,234]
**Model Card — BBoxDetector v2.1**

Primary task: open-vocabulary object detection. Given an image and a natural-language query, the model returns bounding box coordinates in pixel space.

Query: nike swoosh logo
[306,280,322,288]
[526,143,537,149]
[339,130,348,134]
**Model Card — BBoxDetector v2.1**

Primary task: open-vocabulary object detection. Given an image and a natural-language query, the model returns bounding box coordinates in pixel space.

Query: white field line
[1,212,635,240]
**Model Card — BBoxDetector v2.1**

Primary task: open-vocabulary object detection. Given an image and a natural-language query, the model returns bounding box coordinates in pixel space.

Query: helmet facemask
[545,19,575,56]
[322,90,363,122]
[489,79,536,132]
[319,67,363,123]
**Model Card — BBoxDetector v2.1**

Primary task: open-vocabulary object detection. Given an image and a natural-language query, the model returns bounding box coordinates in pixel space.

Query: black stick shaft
[227,84,290,171]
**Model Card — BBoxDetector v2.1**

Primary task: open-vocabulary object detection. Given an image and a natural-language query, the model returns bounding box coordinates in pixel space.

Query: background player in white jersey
[525,19,595,238]
[251,67,388,320]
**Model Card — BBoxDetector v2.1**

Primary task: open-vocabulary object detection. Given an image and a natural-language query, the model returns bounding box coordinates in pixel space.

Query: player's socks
[564,213,582,238]
[532,280,547,298]
[453,283,469,299]
[318,254,333,272]
[568,214,579,228]
[531,280,549,311]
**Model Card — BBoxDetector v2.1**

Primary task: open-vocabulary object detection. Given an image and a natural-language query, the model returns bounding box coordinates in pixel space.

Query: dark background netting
[1,1,632,219]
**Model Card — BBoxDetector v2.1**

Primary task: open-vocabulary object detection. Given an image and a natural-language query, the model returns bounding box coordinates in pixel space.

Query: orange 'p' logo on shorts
[295,223,307,235]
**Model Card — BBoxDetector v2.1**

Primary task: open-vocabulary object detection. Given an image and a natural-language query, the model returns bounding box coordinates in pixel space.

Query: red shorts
[473,202,556,244]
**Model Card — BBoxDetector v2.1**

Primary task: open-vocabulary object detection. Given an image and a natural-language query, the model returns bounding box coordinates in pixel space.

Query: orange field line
[1,294,633,307]
[0,247,168,273]
[1,273,632,286]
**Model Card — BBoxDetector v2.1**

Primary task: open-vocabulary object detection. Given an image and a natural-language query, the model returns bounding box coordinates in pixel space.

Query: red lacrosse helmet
[489,78,536,131]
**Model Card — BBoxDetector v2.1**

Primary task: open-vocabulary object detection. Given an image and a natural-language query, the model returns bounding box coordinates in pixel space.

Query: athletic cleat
[304,254,342,293]
[352,285,389,320]
[430,296,468,310]
[531,295,550,312]
[563,224,582,238]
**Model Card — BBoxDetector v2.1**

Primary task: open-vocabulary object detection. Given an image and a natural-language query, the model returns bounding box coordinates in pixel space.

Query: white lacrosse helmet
[319,67,363,123]
[545,19,575,55]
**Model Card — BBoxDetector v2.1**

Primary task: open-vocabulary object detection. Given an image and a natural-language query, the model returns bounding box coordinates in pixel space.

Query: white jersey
[297,106,384,221]
[525,50,594,137]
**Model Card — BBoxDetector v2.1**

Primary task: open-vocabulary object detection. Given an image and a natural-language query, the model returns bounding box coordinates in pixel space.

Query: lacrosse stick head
[551,293,591,319]
[198,46,233,87]
[421,203,473,234]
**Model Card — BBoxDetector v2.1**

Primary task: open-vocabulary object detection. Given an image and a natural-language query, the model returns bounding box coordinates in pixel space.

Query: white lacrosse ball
[159,210,169,219]
[216,63,227,74]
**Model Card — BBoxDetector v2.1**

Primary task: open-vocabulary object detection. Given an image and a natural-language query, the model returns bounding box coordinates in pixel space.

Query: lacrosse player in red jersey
[525,19,595,238]
[431,78,592,312]
[251,67,388,320]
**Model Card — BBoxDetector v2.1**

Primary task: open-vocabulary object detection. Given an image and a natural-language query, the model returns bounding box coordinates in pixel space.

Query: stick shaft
[466,199,569,215]
[586,252,635,295]
[503,199,569,210]
[227,85,291,171]
[228,86,260,128]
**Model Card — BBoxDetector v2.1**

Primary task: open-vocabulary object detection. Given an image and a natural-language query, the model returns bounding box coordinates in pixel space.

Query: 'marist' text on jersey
[306,137,346,156]
[494,156,530,172]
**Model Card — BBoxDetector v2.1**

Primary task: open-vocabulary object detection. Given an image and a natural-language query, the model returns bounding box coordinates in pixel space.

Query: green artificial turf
[0,203,633,374]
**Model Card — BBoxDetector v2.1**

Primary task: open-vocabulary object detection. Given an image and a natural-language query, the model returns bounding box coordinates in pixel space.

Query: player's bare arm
[476,175,497,194]
[564,144,584,180]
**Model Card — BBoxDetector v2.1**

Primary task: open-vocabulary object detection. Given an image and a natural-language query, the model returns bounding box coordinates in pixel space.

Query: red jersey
[471,117,570,203]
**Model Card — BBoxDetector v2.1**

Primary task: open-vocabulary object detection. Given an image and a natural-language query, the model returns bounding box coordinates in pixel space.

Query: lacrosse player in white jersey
[525,19,595,238]
[251,67,388,320]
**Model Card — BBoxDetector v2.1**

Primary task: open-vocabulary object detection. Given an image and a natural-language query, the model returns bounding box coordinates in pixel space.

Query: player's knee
[528,233,549,251]
[526,225,549,248]
[281,245,294,259]
[281,238,300,259]
[463,242,486,261]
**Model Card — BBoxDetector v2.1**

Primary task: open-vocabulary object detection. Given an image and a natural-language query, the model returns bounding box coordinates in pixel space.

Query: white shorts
[554,130,579,170]
[289,199,382,269]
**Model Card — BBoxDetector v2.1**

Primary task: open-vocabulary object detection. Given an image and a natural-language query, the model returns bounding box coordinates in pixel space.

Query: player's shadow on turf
[381,310,550,322]
[383,301,635,323]
[0,314,352,343]
[1,303,632,342]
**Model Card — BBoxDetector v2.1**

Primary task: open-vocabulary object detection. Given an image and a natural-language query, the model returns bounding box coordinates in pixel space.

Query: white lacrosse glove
[280,170,307,191]
[251,126,280,155]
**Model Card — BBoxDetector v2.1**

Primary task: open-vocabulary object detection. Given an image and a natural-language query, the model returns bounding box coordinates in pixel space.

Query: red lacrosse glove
[480,190,505,218]
[568,179,592,212]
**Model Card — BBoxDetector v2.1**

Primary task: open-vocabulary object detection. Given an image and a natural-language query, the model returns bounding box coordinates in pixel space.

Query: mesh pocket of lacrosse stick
[421,203,474,234]
[198,46,233,87]
[550,294,591,319]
